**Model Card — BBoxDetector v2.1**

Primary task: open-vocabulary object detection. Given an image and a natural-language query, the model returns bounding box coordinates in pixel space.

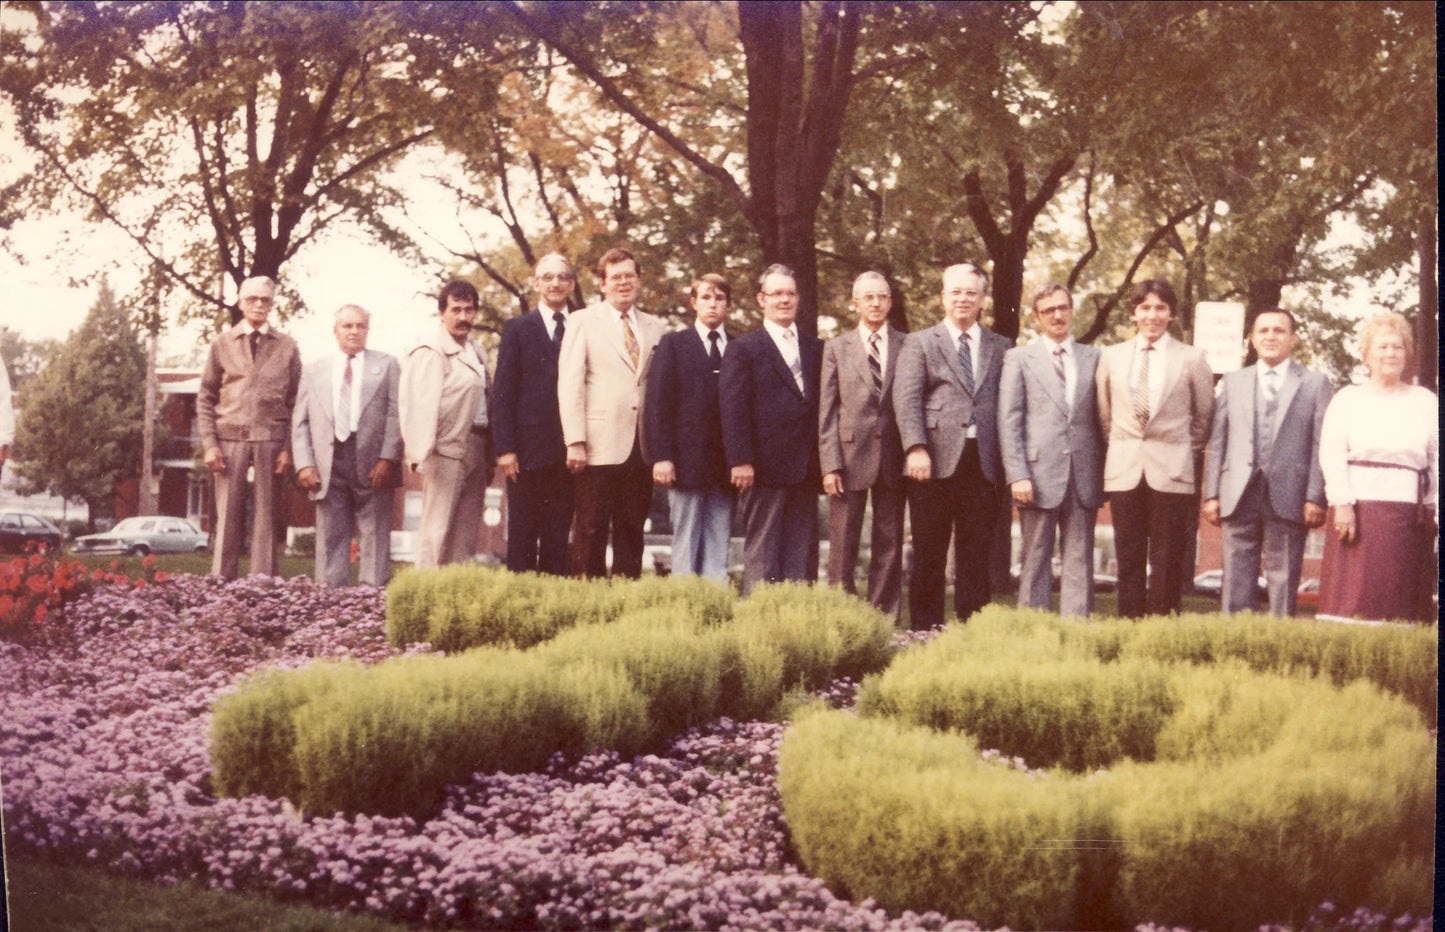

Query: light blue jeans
[669,487,733,581]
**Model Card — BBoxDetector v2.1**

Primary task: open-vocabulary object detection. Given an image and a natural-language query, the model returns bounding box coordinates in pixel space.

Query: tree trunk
[1417,214,1438,392]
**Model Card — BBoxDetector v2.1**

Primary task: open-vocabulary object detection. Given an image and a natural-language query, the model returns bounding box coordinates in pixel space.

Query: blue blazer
[719,326,823,488]
[645,327,731,490]
[492,309,566,471]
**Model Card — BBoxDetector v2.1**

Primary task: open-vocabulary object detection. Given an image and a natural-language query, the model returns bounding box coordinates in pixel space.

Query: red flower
[154,571,169,583]
[142,554,157,568]
[26,575,49,595]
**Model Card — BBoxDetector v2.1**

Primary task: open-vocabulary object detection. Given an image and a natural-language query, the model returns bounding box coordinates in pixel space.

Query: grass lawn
[64,551,373,583]
[4,856,414,932]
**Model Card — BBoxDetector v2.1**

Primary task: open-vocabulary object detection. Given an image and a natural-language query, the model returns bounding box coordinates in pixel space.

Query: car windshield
[110,518,156,533]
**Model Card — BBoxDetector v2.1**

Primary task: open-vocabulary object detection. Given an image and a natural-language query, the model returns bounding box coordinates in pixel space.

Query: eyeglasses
[856,292,890,303]
[1036,303,1072,317]
[537,273,574,283]
[761,290,798,299]
[945,289,985,301]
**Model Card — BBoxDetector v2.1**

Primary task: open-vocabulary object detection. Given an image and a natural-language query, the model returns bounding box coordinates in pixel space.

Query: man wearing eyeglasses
[719,264,823,594]
[817,271,908,622]
[198,275,303,579]
[893,262,1012,627]
[493,253,578,575]
[998,284,1105,618]
[557,246,665,578]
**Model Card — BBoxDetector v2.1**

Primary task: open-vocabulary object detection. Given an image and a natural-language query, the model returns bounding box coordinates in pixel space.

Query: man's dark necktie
[708,330,722,372]
[868,332,883,398]
[957,332,974,395]
[248,330,260,363]
[552,312,565,354]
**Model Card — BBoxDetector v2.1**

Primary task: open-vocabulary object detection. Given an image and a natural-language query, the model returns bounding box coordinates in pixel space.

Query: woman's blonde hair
[1358,312,1415,376]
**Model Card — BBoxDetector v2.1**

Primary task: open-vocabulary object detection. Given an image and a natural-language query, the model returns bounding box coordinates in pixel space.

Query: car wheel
[193,544,209,553]
[131,544,151,557]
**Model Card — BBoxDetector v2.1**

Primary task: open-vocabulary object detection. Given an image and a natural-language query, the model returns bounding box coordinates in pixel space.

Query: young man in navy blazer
[645,274,735,581]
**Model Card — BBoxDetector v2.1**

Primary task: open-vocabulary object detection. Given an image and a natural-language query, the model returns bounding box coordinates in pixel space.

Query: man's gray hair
[852,271,890,299]
[943,262,989,290]
[533,252,573,277]
[1031,283,1071,311]
[239,275,277,296]
[334,303,370,323]
[758,263,797,291]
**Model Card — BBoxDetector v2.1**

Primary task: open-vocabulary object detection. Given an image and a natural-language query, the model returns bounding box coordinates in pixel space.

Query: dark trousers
[570,443,652,579]
[505,463,575,576]
[1109,480,1193,618]
[827,481,906,622]
[739,483,819,595]
[906,440,998,628]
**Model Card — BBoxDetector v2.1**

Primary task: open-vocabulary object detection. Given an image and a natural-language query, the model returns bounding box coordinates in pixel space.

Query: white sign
[1194,301,1247,374]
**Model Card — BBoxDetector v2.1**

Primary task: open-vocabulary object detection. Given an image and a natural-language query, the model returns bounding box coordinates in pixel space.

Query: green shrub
[975,607,1439,727]
[211,663,354,803]
[214,581,894,816]
[541,609,727,743]
[384,566,732,652]
[780,709,1097,931]
[782,610,1436,930]
[226,650,651,816]
[732,583,895,690]
[858,625,1174,771]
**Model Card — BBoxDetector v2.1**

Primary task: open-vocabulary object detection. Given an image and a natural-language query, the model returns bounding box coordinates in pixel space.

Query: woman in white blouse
[1317,313,1438,623]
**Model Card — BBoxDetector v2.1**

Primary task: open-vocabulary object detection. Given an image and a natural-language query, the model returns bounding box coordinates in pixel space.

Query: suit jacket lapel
[764,331,806,400]
[358,350,383,414]
[936,326,969,390]
[1029,342,1069,414]
[1157,344,1185,408]
[313,358,336,437]
[1072,346,1100,421]
[882,326,904,396]
[1274,362,1302,435]
[842,331,870,389]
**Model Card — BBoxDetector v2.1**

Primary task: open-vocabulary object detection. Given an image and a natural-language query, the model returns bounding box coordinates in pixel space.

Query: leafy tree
[504,0,866,336]
[0,1,491,325]
[12,281,146,527]
[0,329,58,392]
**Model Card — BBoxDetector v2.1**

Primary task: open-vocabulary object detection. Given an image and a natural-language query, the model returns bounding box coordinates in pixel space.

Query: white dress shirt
[331,352,364,439]
[696,321,727,356]
[1130,333,1170,416]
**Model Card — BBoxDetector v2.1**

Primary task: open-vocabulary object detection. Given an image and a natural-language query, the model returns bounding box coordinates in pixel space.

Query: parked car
[1296,578,1320,609]
[1192,569,1268,600]
[0,511,64,554]
[72,516,210,556]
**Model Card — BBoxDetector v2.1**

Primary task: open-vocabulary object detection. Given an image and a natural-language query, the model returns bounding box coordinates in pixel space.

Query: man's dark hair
[1128,279,1178,313]
[596,246,639,281]
[438,279,479,312]
[1252,307,1297,333]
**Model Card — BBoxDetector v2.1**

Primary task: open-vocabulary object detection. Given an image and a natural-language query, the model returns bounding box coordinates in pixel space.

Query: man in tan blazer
[818,271,907,621]
[198,275,303,580]
[557,246,665,578]
[400,279,493,569]
[1096,279,1214,617]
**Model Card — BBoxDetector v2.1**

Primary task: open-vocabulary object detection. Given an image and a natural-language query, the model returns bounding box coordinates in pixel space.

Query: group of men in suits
[196,254,1329,624]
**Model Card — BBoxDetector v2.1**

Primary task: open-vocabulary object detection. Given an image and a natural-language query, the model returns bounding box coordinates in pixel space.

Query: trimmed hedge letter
[778,609,1435,931]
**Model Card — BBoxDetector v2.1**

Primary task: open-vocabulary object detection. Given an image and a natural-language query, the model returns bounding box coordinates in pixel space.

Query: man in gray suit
[819,272,907,621]
[293,304,402,586]
[999,284,1105,617]
[894,262,1012,628]
[1202,308,1332,616]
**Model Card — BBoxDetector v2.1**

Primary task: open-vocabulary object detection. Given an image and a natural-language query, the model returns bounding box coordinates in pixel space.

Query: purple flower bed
[0,575,1429,932]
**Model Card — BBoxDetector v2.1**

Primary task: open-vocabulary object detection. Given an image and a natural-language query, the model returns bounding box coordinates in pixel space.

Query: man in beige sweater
[197,275,303,579]
[400,279,493,569]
